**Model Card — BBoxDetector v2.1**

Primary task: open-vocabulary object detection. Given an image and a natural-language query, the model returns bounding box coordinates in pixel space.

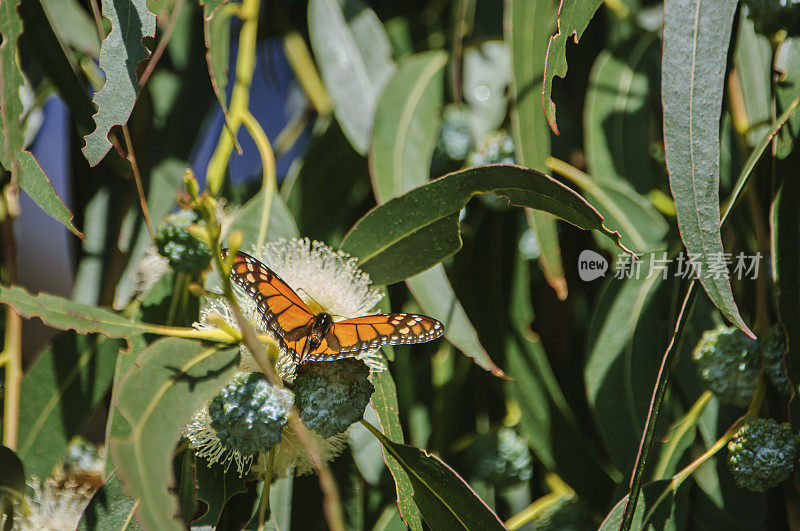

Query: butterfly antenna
[296,288,337,316]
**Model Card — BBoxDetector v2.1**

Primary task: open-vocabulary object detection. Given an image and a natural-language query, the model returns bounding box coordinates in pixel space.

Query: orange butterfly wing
[228,251,315,359]
[303,313,444,362]
[227,250,445,364]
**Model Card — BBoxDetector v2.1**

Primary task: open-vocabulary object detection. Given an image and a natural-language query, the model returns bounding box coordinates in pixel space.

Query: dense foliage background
[0,0,799,529]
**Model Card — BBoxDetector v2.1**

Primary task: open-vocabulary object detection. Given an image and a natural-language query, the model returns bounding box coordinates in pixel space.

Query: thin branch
[121,125,155,241]
[138,0,185,89]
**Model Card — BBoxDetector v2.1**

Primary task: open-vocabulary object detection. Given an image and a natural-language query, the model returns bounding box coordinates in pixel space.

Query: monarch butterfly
[224,250,445,365]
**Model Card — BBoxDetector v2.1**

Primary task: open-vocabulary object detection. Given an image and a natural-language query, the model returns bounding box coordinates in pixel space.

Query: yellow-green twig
[205,0,260,194]
[240,110,277,249]
[283,30,332,115]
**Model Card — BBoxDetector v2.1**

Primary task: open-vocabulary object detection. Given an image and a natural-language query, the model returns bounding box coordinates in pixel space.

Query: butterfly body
[225,250,444,365]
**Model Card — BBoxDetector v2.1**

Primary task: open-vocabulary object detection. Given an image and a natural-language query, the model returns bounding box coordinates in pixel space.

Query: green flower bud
[431,105,473,177]
[693,326,761,407]
[155,209,213,275]
[294,358,375,438]
[208,372,291,456]
[727,417,799,492]
[530,494,595,531]
[464,428,533,487]
[761,325,793,395]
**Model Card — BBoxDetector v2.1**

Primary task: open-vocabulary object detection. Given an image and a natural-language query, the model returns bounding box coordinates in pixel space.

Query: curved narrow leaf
[507,0,567,299]
[584,38,657,192]
[202,0,234,131]
[653,391,712,479]
[600,480,676,530]
[341,164,633,285]
[308,0,396,154]
[368,48,500,377]
[0,284,151,337]
[40,0,99,57]
[228,187,299,247]
[734,16,771,146]
[584,256,667,473]
[77,471,140,530]
[542,0,603,133]
[370,371,423,531]
[82,0,156,165]
[0,1,82,238]
[364,424,506,530]
[370,50,447,204]
[775,37,800,159]
[111,338,239,531]
[17,333,121,479]
[663,0,752,337]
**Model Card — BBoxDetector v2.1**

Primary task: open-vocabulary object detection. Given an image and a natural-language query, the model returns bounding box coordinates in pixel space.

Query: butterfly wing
[303,313,445,362]
[228,251,315,359]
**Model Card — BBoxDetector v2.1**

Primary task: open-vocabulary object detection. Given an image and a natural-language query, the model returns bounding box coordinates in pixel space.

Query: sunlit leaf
[308,0,396,154]
[370,370,423,531]
[17,332,121,479]
[40,0,99,57]
[370,50,447,204]
[584,257,668,473]
[0,284,151,338]
[663,0,752,337]
[366,425,507,530]
[542,0,603,133]
[506,0,566,300]
[82,0,156,165]
[0,0,82,238]
[111,338,239,531]
[341,164,633,285]
[584,37,658,192]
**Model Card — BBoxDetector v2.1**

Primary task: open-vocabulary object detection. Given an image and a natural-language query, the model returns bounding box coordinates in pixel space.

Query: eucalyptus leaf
[111,338,239,531]
[506,0,566,299]
[193,459,248,527]
[17,333,121,479]
[663,0,752,337]
[366,424,507,530]
[341,164,633,285]
[542,0,603,133]
[308,0,396,154]
[0,446,27,509]
[370,369,423,531]
[82,0,156,165]
[600,480,678,530]
[0,284,152,338]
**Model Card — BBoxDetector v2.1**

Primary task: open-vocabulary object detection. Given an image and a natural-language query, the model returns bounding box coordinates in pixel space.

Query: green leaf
[542,0,603,133]
[202,0,234,131]
[367,49,500,376]
[584,37,658,192]
[193,459,248,527]
[341,164,633,285]
[775,37,800,159]
[584,258,668,473]
[370,50,447,204]
[506,0,566,300]
[600,480,677,530]
[77,471,140,530]
[111,338,239,531]
[308,0,396,154]
[370,370,423,531]
[734,15,771,146]
[16,332,121,480]
[0,284,151,337]
[0,445,27,511]
[407,268,503,376]
[364,423,507,530]
[40,0,99,56]
[228,188,299,248]
[653,391,712,479]
[82,0,156,165]
[663,0,751,337]
[0,1,82,239]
